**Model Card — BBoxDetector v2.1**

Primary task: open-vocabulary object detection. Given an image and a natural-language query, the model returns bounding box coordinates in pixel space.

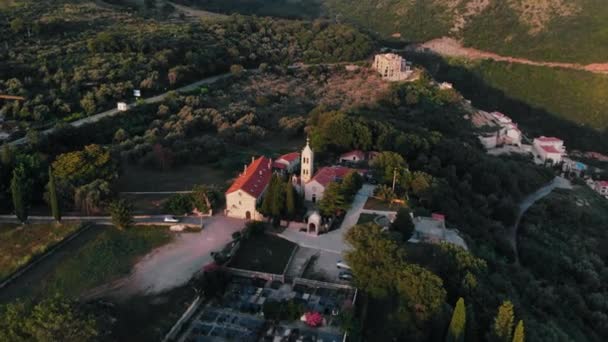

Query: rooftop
[277,152,300,163]
[340,150,366,160]
[311,166,354,187]
[540,145,562,154]
[226,156,272,198]
[536,136,563,143]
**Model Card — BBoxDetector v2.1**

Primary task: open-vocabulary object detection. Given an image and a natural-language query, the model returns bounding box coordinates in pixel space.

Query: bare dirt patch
[413,37,608,74]
[507,0,580,34]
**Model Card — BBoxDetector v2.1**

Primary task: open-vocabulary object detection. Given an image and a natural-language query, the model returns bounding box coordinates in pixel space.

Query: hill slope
[325,0,608,63]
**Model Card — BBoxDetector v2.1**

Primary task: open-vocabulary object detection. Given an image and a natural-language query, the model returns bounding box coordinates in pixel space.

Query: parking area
[285,247,349,284]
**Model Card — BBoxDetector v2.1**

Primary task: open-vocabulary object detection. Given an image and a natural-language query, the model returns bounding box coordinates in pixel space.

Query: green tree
[318,181,347,216]
[344,223,406,297]
[512,320,524,342]
[9,17,24,34]
[341,171,363,198]
[109,199,133,230]
[391,208,415,240]
[1,144,13,166]
[396,264,446,323]
[48,167,61,222]
[0,295,98,342]
[192,185,218,214]
[11,166,28,223]
[164,193,193,215]
[493,301,515,342]
[446,298,466,342]
[259,174,285,221]
[230,64,245,77]
[370,151,407,186]
[284,181,297,219]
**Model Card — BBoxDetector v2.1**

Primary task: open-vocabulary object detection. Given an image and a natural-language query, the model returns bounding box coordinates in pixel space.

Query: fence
[223,267,285,283]
[292,277,354,290]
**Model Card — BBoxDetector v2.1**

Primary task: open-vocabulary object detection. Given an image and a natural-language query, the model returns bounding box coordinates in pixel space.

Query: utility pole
[392,167,398,192]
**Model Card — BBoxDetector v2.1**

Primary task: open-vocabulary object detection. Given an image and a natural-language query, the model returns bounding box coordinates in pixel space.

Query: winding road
[509,176,572,264]
[8,72,232,146]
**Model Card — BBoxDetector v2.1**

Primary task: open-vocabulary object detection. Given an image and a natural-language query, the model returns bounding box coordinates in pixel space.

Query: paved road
[8,73,232,146]
[509,176,572,263]
[279,184,375,254]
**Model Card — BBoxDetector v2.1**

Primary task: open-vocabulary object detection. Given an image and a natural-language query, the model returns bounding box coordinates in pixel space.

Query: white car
[336,260,351,270]
[164,216,180,223]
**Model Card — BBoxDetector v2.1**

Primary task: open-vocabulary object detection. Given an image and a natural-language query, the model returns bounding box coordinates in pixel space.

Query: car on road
[339,271,353,281]
[164,215,180,223]
[336,260,351,270]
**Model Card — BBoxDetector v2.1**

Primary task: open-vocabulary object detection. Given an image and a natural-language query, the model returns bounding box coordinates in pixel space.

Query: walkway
[509,176,572,263]
[279,184,375,254]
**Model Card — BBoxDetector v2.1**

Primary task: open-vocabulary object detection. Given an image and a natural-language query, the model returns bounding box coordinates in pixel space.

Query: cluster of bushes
[163,185,221,215]
[0,2,373,129]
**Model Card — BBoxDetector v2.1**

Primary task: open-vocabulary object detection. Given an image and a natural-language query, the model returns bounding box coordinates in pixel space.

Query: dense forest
[0,0,372,133]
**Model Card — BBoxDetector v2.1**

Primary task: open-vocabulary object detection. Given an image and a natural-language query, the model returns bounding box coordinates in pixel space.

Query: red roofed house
[533,136,566,165]
[304,166,354,203]
[273,152,300,173]
[225,156,273,220]
[339,150,366,163]
[595,181,608,197]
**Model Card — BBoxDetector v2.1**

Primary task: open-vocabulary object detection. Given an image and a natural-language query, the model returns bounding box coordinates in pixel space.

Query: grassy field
[363,197,396,211]
[1,226,174,301]
[228,234,296,274]
[0,223,82,280]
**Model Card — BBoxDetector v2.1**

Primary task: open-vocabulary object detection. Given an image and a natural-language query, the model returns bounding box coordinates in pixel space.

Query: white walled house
[339,150,366,163]
[533,136,566,165]
[225,156,273,220]
[373,53,412,81]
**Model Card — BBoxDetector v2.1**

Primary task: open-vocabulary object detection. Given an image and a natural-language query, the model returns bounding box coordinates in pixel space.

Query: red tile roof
[597,181,608,188]
[226,156,272,198]
[311,166,353,187]
[540,145,562,154]
[536,136,563,143]
[340,150,366,160]
[278,152,300,163]
[432,213,446,221]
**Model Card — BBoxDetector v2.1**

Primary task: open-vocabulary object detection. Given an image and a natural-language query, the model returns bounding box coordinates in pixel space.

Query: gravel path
[409,37,608,74]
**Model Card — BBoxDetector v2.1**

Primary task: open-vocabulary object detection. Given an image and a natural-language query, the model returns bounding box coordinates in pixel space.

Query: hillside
[325,0,608,63]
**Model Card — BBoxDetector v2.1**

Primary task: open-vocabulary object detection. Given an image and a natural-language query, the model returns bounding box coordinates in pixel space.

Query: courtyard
[227,234,297,275]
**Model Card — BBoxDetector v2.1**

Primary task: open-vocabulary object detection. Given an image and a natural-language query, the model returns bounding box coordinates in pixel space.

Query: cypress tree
[446,297,466,342]
[493,301,515,342]
[11,166,27,224]
[285,181,296,219]
[48,166,61,222]
[512,320,524,342]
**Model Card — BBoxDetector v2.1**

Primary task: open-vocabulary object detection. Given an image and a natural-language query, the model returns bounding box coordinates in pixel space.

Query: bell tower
[300,137,314,183]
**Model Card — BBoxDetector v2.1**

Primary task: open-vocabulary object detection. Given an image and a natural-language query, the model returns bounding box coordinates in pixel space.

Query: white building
[225,156,273,220]
[533,136,566,165]
[273,152,300,174]
[339,150,366,163]
[373,53,412,81]
[293,140,359,203]
[117,102,128,111]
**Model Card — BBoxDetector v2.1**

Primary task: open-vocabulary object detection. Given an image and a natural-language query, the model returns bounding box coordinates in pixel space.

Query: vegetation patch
[227,234,296,274]
[356,213,379,225]
[36,226,172,298]
[0,222,81,280]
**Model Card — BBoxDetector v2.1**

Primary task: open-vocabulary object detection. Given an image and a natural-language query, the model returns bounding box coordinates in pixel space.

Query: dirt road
[410,37,608,74]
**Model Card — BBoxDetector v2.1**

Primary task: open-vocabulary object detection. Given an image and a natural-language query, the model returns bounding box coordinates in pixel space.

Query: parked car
[164,215,180,223]
[336,260,351,270]
[339,271,353,281]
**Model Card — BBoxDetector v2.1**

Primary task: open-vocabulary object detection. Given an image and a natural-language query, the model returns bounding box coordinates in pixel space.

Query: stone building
[373,53,412,81]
